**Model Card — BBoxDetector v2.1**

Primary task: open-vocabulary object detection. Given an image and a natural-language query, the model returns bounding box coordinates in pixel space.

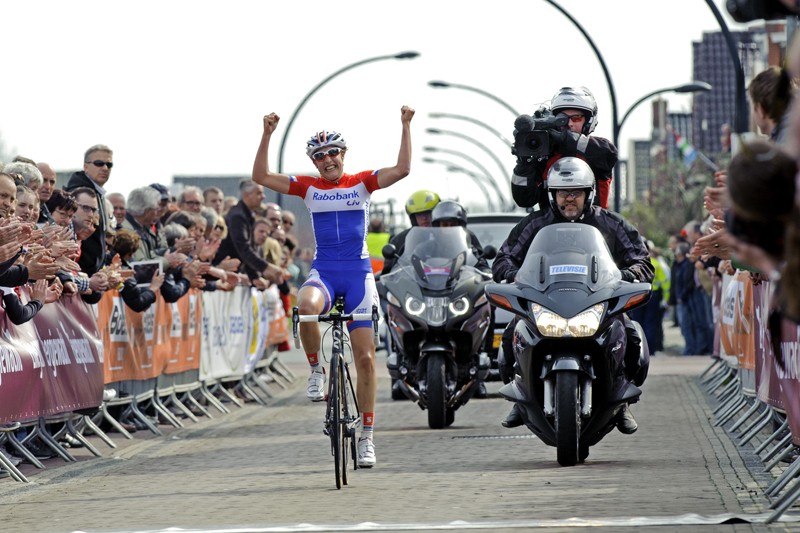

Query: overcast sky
[2,0,748,212]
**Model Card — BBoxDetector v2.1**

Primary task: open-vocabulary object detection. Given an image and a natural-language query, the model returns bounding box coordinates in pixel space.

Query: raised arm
[376,105,415,188]
[252,113,292,194]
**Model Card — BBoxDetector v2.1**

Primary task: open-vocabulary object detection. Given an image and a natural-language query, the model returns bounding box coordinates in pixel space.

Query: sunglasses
[565,114,585,123]
[87,160,114,169]
[555,190,582,200]
[311,148,342,161]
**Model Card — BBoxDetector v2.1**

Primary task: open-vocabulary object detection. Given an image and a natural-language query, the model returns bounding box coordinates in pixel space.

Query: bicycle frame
[292,298,379,489]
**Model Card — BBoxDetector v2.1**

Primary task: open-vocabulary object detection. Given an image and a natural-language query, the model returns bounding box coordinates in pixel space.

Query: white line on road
[73,512,800,533]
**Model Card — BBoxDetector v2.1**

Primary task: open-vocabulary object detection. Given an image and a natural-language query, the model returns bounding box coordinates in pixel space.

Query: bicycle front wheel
[337,358,349,486]
[330,357,343,489]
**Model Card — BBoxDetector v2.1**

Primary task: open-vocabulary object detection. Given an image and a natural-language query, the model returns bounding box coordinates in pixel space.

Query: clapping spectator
[110,229,163,312]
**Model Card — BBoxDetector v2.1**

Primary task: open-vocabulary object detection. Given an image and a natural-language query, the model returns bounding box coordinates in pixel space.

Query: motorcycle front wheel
[555,371,580,467]
[426,354,447,429]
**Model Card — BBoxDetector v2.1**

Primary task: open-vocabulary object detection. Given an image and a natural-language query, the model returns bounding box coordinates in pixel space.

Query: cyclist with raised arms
[253,106,415,468]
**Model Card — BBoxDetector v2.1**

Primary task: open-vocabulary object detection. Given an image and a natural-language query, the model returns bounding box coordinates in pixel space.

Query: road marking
[75,512,800,533]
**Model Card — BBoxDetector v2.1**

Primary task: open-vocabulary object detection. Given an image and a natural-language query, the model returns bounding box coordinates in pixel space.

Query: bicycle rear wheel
[330,356,343,489]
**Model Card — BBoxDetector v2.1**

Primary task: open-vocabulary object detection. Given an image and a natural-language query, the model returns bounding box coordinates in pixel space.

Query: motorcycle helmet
[431,200,467,227]
[405,190,441,226]
[305,131,347,158]
[547,157,595,216]
[550,86,598,135]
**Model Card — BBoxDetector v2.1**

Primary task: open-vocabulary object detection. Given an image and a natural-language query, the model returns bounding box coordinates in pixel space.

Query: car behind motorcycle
[484,223,651,465]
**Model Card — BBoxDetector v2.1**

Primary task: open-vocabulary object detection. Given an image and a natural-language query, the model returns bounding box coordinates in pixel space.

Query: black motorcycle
[484,223,650,465]
[381,226,494,429]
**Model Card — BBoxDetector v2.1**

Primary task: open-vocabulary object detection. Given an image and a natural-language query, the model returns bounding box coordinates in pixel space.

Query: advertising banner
[0,292,103,423]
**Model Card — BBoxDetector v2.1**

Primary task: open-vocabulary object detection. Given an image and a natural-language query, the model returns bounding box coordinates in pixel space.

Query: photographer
[512,86,617,210]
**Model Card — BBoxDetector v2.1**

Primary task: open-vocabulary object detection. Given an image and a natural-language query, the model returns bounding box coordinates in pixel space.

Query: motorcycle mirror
[382,243,397,259]
[482,245,497,260]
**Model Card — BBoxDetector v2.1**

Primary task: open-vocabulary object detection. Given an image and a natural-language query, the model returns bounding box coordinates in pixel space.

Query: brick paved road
[0,329,796,532]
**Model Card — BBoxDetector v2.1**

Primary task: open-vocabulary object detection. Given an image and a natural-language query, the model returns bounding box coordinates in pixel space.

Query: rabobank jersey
[288,170,381,262]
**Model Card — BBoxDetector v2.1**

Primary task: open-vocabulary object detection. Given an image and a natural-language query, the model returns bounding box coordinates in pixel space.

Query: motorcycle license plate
[492,333,502,349]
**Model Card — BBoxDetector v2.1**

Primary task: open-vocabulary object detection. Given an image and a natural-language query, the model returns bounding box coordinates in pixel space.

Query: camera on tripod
[512,107,569,159]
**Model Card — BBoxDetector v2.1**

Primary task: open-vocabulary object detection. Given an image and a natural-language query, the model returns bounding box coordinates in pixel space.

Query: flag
[673,130,697,168]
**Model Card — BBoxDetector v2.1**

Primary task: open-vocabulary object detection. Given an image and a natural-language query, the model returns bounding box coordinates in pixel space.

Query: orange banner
[160,289,202,375]
[98,290,165,383]
[719,272,756,369]
[267,288,288,346]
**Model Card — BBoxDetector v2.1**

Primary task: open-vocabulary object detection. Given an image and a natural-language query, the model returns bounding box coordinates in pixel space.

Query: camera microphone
[559,205,567,212]
[514,114,534,133]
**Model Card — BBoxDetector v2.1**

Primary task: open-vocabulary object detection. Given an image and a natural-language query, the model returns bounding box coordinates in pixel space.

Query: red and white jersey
[287,170,380,263]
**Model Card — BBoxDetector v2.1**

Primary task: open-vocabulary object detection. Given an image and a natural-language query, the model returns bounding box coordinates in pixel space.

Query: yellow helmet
[405,190,441,216]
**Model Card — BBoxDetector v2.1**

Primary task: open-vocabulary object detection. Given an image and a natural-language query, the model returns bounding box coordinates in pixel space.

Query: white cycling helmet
[550,86,598,135]
[547,157,595,216]
[306,131,347,157]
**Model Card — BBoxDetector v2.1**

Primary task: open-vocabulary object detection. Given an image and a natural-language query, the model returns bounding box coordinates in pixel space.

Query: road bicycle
[292,297,379,489]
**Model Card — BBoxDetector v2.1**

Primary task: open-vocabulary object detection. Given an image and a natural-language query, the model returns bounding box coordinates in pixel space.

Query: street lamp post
[274,51,420,204]
[426,127,511,188]
[428,81,519,117]
[615,82,713,139]
[428,112,513,149]
[613,81,712,208]
[422,157,499,211]
[423,146,510,211]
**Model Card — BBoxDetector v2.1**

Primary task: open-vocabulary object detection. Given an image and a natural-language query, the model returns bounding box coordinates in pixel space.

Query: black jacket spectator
[65,171,107,275]
[0,253,28,288]
[214,200,269,280]
[1,287,43,325]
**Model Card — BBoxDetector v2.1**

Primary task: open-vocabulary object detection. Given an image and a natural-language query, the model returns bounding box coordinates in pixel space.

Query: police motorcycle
[380,224,495,429]
[484,223,651,465]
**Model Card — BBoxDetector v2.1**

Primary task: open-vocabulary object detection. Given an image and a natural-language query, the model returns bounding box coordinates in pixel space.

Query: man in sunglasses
[253,105,415,468]
[512,86,617,211]
[65,144,112,276]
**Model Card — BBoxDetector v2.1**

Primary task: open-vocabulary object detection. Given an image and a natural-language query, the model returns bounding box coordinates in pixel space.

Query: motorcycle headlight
[448,296,470,316]
[405,295,425,316]
[530,303,604,338]
[568,304,605,337]
[386,291,400,307]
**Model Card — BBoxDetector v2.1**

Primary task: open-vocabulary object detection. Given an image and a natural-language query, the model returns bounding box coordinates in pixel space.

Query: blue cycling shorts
[303,259,378,331]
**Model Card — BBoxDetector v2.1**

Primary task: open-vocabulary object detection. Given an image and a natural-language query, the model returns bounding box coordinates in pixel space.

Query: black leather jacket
[492,206,654,285]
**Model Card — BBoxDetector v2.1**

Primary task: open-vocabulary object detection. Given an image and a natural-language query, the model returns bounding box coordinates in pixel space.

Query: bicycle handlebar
[292,305,380,349]
[298,312,374,323]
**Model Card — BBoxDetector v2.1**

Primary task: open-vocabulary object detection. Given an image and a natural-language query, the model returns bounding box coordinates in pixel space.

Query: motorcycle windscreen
[516,223,621,292]
[399,226,472,290]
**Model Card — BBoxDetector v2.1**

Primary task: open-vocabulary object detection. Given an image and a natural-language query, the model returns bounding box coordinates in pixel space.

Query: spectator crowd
[0,145,316,464]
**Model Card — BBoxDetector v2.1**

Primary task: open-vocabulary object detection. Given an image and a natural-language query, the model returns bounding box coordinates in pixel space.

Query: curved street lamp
[428,81,519,117]
[615,82,713,138]
[277,51,420,176]
[428,112,513,149]
[544,0,730,212]
[422,157,499,211]
[423,146,510,211]
[613,81,712,207]
[426,127,511,189]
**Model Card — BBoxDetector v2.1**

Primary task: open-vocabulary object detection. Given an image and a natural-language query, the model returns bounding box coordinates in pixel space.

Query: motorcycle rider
[381,189,441,276]
[512,86,618,210]
[430,200,491,274]
[494,157,654,433]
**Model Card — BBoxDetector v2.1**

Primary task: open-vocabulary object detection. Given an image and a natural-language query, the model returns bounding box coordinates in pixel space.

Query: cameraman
[512,86,618,210]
